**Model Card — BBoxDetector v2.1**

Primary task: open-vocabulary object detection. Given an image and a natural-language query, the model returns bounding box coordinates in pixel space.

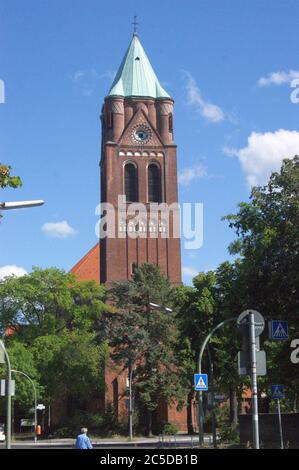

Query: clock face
[131,124,152,145]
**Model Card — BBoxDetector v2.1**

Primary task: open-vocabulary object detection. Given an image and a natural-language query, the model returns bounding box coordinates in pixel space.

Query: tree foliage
[223,156,299,399]
[106,263,186,434]
[0,164,22,189]
[0,268,108,417]
[0,163,22,219]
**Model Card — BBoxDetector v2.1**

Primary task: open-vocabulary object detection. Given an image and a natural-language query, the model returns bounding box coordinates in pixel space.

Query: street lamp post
[197,317,237,447]
[0,199,44,448]
[149,302,173,314]
[147,302,173,436]
[0,340,12,449]
[0,200,44,211]
[11,370,37,443]
[126,302,173,440]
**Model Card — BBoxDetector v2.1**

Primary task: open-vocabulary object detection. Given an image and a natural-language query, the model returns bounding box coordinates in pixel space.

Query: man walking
[75,427,93,449]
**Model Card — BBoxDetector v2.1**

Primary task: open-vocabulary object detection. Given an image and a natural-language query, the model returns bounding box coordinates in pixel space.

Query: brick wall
[239,413,299,447]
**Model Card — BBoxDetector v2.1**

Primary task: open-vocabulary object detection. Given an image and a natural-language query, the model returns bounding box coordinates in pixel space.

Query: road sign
[0,380,15,396]
[36,404,45,410]
[214,394,225,401]
[0,349,4,364]
[124,398,135,411]
[269,321,288,341]
[207,393,225,406]
[271,385,285,400]
[194,373,208,391]
[20,419,34,427]
[237,310,265,337]
[238,350,267,376]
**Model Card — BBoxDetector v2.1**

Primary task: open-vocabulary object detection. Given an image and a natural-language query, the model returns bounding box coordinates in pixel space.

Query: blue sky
[1,0,299,285]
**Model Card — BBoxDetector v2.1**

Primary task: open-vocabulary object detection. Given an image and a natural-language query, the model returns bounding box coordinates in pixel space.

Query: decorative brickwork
[70,34,186,432]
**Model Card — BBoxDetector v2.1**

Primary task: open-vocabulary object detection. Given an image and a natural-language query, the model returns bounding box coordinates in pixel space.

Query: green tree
[224,155,299,403]
[107,263,186,436]
[0,164,22,189]
[0,268,109,425]
[173,271,220,433]
[174,269,243,432]
[0,342,42,423]
[0,163,22,219]
[0,267,107,338]
[213,261,248,427]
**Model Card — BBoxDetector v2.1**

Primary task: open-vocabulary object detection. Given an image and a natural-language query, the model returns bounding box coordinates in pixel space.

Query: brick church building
[71,32,192,431]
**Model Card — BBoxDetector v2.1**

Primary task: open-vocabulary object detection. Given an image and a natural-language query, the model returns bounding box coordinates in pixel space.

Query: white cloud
[183,71,225,123]
[42,221,77,239]
[178,163,207,186]
[71,69,116,96]
[0,265,27,281]
[258,70,299,87]
[226,129,299,187]
[182,266,198,278]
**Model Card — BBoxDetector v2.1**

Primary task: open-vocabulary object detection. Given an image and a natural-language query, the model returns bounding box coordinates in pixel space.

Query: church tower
[100,33,181,285]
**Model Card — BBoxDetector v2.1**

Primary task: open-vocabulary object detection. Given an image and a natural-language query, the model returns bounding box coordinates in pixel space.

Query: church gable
[117,108,163,148]
[70,243,100,283]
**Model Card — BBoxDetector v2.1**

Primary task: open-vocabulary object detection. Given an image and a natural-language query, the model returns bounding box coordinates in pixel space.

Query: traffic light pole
[249,312,259,449]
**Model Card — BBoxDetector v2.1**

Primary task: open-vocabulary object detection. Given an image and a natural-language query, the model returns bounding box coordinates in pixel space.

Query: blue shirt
[75,433,93,449]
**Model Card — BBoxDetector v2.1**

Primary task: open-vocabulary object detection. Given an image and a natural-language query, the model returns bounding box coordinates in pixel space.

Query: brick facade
[100,97,181,285]
[70,35,186,432]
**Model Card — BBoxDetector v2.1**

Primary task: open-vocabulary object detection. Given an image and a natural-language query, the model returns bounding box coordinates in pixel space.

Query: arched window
[125,163,138,202]
[108,111,113,129]
[169,113,173,132]
[148,163,161,203]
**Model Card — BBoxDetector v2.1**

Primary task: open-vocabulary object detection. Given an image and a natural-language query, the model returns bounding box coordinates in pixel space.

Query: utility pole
[249,311,259,449]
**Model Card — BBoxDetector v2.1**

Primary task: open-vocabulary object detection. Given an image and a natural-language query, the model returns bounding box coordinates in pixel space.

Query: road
[0,434,216,449]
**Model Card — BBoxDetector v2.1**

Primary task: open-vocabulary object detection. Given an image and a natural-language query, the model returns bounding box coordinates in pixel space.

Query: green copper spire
[107,34,171,99]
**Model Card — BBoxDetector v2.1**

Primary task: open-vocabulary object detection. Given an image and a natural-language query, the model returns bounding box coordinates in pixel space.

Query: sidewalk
[11,434,214,448]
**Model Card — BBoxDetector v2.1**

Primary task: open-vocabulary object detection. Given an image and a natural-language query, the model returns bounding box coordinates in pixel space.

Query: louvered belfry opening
[125,163,138,202]
[148,163,161,203]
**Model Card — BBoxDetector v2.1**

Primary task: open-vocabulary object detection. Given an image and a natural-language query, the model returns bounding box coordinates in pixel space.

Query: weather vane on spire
[132,15,138,35]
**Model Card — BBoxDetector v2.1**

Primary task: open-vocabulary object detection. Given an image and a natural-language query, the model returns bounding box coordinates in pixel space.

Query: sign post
[237,310,265,450]
[271,385,285,449]
[194,373,208,447]
[277,399,283,450]
[249,311,259,450]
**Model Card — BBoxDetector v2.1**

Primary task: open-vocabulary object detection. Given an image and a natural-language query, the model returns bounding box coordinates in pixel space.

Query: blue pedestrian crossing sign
[271,385,285,399]
[194,373,208,391]
[269,320,288,340]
